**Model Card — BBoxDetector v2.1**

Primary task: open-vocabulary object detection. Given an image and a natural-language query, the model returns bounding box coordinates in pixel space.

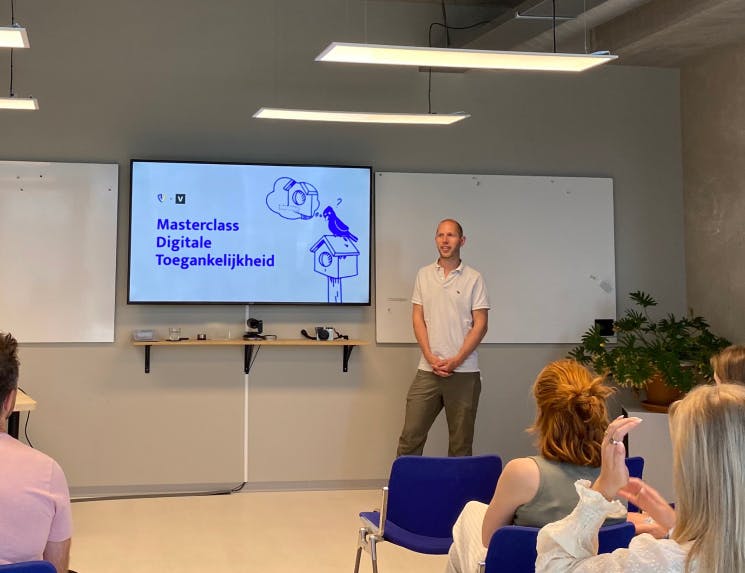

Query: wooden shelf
[132,338,369,374]
[9,389,36,440]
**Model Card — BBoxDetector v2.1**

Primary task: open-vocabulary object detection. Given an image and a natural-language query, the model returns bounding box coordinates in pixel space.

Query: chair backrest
[625,456,644,479]
[386,455,502,538]
[624,456,645,512]
[485,521,635,572]
[0,562,56,573]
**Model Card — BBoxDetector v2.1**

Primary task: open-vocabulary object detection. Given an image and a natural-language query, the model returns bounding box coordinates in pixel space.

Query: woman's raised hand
[591,416,642,501]
[619,478,677,532]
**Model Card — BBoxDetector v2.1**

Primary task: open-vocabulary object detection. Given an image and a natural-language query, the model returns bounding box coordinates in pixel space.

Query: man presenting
[397,219,490,457]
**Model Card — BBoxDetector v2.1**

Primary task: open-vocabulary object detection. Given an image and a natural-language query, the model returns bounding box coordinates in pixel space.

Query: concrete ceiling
[591,0,745,66]
[406,0,745,66]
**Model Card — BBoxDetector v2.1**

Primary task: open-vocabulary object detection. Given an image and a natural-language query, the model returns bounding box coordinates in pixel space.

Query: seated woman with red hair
[446,359,630,573]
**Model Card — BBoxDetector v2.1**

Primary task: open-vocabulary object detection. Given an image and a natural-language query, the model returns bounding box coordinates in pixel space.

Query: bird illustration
[323,206,358,242]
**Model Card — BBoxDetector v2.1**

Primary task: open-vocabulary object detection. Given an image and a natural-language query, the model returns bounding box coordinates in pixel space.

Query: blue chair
[479,521,635,572]
[0,562,56,573]
[476,456,644,572]
[353,455,502,573]
[624,456,645,513]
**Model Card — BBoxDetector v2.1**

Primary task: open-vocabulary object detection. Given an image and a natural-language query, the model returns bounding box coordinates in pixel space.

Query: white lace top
[536,480,693,572]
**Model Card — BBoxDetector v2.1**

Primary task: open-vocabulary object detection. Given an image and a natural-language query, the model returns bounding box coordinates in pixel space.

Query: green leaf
[629,291,657,308]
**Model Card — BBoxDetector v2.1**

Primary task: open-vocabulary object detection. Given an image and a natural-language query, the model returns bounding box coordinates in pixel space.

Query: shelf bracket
[144,345,151,373]
[244,345,254,374]
[343,344,354,373]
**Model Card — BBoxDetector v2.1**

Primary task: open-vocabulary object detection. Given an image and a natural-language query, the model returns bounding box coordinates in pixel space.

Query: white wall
[0,0,685,495]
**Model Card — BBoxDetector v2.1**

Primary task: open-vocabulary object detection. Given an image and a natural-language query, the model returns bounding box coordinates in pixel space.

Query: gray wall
[1,0,685,495]
[682,37,745,343]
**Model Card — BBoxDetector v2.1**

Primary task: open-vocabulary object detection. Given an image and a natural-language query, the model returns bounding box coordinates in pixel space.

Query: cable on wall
[8,0,15,97]
[18,386,34,448]
[23,411,33,447]
[552,0,557,52]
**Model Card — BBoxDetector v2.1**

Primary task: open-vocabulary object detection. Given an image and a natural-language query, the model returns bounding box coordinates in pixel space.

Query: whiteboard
[0,161,118,342]
[375,172,615,344]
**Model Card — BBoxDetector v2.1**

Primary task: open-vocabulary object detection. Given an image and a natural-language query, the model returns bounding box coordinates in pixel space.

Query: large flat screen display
[128,160,372,304]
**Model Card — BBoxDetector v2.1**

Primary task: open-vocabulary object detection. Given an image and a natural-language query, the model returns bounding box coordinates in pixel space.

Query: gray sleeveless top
[513,456,624,527]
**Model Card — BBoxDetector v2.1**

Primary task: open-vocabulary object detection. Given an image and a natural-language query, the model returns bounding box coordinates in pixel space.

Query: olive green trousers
[396,369,482,457]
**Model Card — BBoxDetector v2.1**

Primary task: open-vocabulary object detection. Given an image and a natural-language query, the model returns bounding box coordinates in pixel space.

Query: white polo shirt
[412,260,490,372]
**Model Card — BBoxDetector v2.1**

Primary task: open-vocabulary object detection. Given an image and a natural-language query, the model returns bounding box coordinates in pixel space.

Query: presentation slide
[129,161,371,304]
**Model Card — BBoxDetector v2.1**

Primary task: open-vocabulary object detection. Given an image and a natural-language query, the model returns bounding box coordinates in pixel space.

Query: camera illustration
[266,177,319,220]
[315,326,335,341]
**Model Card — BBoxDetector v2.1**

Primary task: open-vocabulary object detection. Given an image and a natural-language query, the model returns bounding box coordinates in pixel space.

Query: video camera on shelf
[315,327,335,341]
[301,326,348,341]
[243,318,264,340]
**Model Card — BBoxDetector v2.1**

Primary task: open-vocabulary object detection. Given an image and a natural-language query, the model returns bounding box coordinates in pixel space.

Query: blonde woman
[446,359,626,573]
[537,383,745,572]
[711,344,745,384]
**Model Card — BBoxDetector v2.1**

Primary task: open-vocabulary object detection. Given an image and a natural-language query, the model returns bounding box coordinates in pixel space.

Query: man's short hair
[0,332,19,406]
[438,218,464,237]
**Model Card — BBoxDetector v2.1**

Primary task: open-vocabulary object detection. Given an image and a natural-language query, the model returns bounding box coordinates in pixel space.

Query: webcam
[301,327,336,341]
[315,327,335,341]
[247,318,263,332]
[244,318,264,340]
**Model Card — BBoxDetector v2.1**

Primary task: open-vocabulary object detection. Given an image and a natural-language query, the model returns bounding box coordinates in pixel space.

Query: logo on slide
[157,193,167,203]
[175,194,186,205]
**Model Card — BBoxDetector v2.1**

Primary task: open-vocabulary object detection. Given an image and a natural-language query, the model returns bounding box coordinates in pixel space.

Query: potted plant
[569,291,730,410]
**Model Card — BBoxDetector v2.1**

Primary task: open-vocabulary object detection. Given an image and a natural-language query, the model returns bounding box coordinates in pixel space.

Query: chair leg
[370,536,379,573]
[354,526,382,573]
[354,527,369,573]
[354,546,363,573]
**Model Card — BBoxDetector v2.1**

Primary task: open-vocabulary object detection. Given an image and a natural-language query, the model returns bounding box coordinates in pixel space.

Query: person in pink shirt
[0,332,73,573]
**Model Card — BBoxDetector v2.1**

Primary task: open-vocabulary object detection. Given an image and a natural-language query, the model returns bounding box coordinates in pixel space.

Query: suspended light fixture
[253,107,469,125]
[0,24,28,48]
[0,95,37,109]
[253,3,471,126]
[0,46,38,110]
[0,1,36,109]
[316,42,616,73]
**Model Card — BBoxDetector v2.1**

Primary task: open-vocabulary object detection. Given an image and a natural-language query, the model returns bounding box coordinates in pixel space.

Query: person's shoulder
[415,262,437,277]
[457,262,484,279]
[502,457,540,481]
[499,457,540,498]
[1,433,60,468]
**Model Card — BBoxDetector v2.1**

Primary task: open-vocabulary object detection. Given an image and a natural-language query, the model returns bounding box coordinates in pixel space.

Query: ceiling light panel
[253,107,469,125]
[0,26,29,48]
[0,97,39,110]
[317,42,616,72]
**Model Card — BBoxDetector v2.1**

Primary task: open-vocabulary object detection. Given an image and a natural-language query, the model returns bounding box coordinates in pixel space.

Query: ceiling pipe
[510,0,653,52]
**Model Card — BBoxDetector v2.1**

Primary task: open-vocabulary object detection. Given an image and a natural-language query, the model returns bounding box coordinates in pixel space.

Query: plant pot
[642,373,683,412]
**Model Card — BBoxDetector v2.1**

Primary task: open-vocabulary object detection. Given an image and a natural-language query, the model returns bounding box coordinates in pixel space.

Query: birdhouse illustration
[310,235,360,303]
